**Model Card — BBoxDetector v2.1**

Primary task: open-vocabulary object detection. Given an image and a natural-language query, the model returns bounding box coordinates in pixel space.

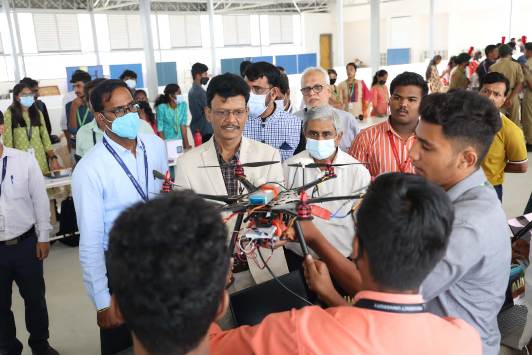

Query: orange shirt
[210,291,481,355]
[349,119,416,178]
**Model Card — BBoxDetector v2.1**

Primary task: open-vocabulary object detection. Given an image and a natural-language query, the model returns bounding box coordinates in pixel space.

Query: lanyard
[173,105,180,134]
[102,137,149,202]
[0,156,7,198]
[77,107,90,128]
[92,130,97,145]
[355,298,426,314]
[387,131,409,173]
[25,125,33,142]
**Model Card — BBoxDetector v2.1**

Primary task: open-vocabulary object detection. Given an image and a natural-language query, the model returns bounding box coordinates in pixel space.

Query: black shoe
[31,343,59,355]
[0,339,23,355]
[527,144,532,152]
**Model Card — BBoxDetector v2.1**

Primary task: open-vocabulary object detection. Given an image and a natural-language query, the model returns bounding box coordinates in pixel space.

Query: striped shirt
[349,119,416,178]
[243,106,301,161]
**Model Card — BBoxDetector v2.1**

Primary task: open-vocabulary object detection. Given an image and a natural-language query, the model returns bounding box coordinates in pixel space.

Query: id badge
[27,148,35,157]
[348,102,354,111]
[0,215,5,232]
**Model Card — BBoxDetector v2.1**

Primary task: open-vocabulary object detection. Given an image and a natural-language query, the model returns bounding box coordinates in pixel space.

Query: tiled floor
[11,152,532,355]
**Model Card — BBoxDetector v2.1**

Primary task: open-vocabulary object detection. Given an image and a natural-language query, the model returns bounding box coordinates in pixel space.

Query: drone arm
[299,220,362,296]
[238,176,258,193]
[296,175,333,194]
[228,213,245,256]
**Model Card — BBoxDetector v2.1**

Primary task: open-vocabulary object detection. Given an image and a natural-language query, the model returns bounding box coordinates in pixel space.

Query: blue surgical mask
[306,138,336,160]
[20,96,34,108]
[175,95,185,104]
[248,92,269,118]
[104,112,140,140]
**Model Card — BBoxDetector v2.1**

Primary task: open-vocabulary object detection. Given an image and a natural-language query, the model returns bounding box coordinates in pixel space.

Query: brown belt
[1,226,36,246]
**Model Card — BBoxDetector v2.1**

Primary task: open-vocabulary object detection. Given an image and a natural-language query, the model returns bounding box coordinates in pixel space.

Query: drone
[154,159,368,262]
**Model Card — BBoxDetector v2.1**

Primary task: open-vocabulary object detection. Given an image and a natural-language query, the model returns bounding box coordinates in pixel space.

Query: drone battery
[249,190,275,205]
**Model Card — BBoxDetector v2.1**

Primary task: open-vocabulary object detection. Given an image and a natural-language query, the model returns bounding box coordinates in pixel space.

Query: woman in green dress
[3,83,62,174]
[154,84,192,150]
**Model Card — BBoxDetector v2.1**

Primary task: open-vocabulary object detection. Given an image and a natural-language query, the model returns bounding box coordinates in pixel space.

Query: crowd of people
[0,37,531,355]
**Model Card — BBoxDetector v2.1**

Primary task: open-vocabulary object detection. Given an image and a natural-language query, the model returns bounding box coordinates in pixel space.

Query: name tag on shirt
[27,148,35,157]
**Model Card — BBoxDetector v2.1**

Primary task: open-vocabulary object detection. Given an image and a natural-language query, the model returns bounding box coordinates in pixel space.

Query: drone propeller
[287,162,366,168]
[199,161,280,168]
[307,194,365,204]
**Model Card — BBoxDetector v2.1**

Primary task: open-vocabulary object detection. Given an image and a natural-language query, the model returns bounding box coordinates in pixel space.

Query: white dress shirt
[283,149,370,257]
[0,146,51,242]
[72,133,168,310]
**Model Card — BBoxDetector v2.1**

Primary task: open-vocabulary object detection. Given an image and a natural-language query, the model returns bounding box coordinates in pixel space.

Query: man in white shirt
[0,141,59,355]
[283,106,370,270]
[295,67,359,152]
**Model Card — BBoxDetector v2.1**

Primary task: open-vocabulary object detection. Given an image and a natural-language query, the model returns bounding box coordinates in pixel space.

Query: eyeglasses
[212,109,248,119]
[479,87,505,99]
[300,84,325,95]
[251,86,272,95]
[104,102,139,118]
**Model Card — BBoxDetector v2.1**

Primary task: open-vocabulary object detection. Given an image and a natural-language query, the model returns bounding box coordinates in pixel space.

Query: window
[223,15,250,46]
[269,15,293,44]
[169,15,202,48]
[108,14,143,50]
[33,14,81,52]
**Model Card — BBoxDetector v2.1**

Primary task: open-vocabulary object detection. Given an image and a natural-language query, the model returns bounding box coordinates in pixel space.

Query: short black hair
[480,72,510,96]
[107,191,229,355]
[389,71,428,97]
[276,66,285,72]
[346,62,357,71]
[20,77,38,88]
[134,89,148,99]
[191,62,208,79]
[420,90,502,164]
[119,69,137,80]
[89,79,129,113]
[327,69,337,76]
[525,42,532,51]
[455,53,471,65]
[279,74,290,95]
[356,173,454,291]
[84,78,106,103]
[70,69,92,84]
[498,44,512,57]
[240,60,252,78]
[244,61,282,88]
[485,44,497,56]
[206,73,250,108]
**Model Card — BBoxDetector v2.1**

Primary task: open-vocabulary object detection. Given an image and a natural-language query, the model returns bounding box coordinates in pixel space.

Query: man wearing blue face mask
[243,62,301,160]
[71,79,168,355]
[283,106,370,269]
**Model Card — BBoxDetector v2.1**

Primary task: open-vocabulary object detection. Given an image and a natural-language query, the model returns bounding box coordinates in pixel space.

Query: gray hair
[300,67,329,87]
[303,105,343,134]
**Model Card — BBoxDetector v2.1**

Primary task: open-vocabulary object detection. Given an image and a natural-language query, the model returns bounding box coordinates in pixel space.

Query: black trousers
[0,231,49,351]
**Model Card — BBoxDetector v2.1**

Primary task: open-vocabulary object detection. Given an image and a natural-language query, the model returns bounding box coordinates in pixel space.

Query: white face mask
[125,79,136,89]
[175,95,185,104]
[248,92,269,118]
[275,99,285,111]
[306,138,336,160]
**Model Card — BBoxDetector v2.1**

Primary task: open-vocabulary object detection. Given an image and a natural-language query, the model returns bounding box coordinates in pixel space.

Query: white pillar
[370,0,380,73]
[335,0,344,66]
[139,0,158,99]
[207,0,217,74]
[89,8,101,67]
[12,8,26,78]
[2,0,21,82]
[428,0,435,59]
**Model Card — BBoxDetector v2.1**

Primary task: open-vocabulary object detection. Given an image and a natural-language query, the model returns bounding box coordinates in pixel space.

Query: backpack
[57,196,79,247]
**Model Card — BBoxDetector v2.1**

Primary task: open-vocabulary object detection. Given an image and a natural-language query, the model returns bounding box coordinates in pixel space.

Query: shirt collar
[213,138,241,164]
[103,133,143,155]
[446,168,488,202]
[0,145,16,158]
[384,117,417,140]
[354,290,424,305]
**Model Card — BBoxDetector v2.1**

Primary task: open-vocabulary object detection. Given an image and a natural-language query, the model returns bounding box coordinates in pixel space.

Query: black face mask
[378,80,386,85]
[329,78,337,85]
[200,77,209,85]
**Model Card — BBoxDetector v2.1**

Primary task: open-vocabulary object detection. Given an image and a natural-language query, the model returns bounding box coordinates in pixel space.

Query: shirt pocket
[5,174,29,200]
[279,142,292,151]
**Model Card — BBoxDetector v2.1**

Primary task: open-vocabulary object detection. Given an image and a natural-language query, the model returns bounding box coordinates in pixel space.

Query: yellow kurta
[3,108,52,174]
